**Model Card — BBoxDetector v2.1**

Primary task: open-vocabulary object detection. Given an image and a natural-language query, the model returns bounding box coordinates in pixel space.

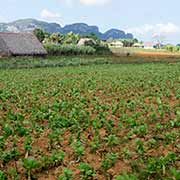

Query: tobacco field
[0,63,179,180]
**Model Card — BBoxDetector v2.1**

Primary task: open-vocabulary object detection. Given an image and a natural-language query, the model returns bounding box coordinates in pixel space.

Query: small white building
[100,40,107,46]
[109,41,123,47]
[133,43,144,48]
[143,42,156,49]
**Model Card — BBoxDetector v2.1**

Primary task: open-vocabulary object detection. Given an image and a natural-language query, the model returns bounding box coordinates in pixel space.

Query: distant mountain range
[0,18,133,40]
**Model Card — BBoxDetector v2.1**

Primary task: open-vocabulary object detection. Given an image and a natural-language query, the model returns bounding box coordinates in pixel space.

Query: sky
[0,0,180,44]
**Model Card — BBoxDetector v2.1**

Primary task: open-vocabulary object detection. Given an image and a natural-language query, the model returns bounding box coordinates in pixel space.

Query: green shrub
[94,44,112,55]
[44,44,96,56]
[164,44,180,52]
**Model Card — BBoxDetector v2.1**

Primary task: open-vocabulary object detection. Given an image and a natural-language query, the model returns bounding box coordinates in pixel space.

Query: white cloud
[79,0,111,6]
[40,9,61,19]
[64,0,111,6]
[156,23,180,34]
[126,23,180,43]
[127,23,180,36]
[0,15,6,22]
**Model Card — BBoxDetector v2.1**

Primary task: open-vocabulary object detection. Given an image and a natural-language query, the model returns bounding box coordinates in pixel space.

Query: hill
[0,18,133,40]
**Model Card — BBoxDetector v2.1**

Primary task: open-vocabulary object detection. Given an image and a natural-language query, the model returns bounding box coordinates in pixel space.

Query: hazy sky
[1,0,180,43]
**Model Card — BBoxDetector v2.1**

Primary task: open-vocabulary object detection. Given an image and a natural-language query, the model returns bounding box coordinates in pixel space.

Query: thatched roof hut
[0,32,47,57]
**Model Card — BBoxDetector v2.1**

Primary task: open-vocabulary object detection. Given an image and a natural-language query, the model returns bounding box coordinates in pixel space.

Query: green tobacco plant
[89,135,99,153]
[0,136,5,150]
[135,138,144,155]
[22,157,40,180]
[24,136,32,153]
[127,100,136,111]
[0,170,7,180]
[8,167,19,180]
[3,124,13,138]
[123,148,131,159]
[114,172,138,180]
[146,138,157,149]
[50,150,65,166]
[48,130,62,149]
[58,168,73,180]
[78,163,95,180]
[133,124,148,136]
[164,131,177,144]
[104,134,118,147]
[101,153,119,171]
[41,150,65,170]
[1,148,19,164]
[140,152,177,179]
[170,167,180,180]
[72,140,85,160]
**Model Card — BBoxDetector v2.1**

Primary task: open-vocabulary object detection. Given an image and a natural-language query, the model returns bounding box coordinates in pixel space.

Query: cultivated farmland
[0,63,179,179]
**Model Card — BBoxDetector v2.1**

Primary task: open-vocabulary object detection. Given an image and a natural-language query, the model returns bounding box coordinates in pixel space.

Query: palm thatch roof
[0,32,47,56]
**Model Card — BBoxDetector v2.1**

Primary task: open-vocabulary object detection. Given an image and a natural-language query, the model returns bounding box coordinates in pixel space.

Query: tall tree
[33,28,45,42]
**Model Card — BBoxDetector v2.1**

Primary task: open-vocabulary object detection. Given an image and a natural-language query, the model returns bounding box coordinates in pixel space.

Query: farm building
[100,40,107,46]
[142,42,156,49]
[133,43,144,48]
[0,32,47,57]
[77,38,96,46]
[109,41,123,47]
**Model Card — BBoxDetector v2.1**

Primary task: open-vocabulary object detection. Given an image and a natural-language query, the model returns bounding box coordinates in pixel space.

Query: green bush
[44,44,96,56]
[94,44,112,55]
[164,44,180,52]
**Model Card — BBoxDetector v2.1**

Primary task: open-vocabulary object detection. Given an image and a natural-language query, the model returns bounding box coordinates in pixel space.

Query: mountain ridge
[0,18,133,40]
